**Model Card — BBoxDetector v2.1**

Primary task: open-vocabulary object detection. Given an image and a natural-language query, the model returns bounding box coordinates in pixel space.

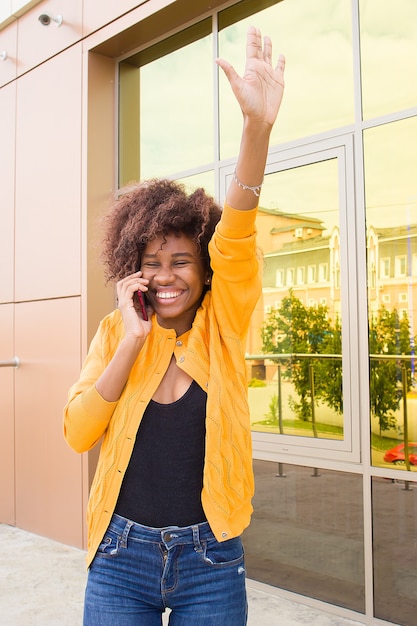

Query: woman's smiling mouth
[155,290,183,301]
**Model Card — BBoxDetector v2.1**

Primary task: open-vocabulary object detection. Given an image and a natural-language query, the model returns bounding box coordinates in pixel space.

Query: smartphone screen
[137,290,148,321]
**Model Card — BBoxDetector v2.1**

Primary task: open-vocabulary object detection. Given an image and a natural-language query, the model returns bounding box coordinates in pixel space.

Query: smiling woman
[63,26,286,626]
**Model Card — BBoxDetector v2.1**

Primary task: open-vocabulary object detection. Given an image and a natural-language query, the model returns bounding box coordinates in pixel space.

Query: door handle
[0,357,20,368]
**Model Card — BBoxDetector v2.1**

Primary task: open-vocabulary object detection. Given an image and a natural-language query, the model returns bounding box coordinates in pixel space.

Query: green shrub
[248,378,267,388]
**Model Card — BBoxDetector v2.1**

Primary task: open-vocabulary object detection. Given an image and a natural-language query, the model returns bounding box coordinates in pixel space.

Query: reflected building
[368,224,417,330]
[256,209,417,345]
[1,1,417,625]
[260,207,341,319]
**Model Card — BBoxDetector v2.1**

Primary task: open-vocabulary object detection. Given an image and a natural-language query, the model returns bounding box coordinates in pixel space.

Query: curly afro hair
[101,178,222,283]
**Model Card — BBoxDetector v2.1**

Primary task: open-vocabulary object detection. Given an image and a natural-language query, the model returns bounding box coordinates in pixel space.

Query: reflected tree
[369,307,413,435]
[261,294,414,434]
[261,291,335,422]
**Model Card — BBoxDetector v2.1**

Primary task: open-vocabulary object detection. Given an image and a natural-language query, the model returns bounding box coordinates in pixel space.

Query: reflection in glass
[244,460,365,613]
[248,160,344,440]
[360,0,417,120]
[372,477,417,625]
[218,0,354,159]
[176,171,215,199]
[364,118,417,470]
[121,21,213,181]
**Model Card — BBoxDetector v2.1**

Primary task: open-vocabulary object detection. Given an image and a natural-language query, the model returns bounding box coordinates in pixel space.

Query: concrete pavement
[0,524,366,625]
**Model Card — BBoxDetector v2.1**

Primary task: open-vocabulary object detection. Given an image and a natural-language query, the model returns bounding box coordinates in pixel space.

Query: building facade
[0,1,416,625]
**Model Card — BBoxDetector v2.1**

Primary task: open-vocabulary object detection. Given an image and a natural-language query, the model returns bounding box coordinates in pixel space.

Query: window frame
[221,134,360,465]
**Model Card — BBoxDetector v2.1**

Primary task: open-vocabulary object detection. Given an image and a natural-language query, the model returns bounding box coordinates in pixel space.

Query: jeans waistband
[110,513,214,550]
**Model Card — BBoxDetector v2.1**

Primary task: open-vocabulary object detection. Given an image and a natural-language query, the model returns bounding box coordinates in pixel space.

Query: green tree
[316,315,343,415]
[369,307,412,435]
[261,291,332,422]
[261,294,413,435]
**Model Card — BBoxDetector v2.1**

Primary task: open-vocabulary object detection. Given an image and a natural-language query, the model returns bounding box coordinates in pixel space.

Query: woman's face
[140,233,209,335]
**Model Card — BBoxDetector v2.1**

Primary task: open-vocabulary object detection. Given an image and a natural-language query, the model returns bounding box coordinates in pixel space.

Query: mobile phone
[137,290,148,321]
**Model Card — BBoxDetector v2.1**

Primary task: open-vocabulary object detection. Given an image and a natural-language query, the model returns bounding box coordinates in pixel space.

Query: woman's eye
[143,263,159,269]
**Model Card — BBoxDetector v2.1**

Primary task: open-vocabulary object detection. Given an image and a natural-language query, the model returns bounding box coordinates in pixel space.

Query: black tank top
[115,380,207,527]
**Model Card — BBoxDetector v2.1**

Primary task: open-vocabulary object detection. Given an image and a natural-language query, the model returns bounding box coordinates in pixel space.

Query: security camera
[38,13,63,27]
[38,14,51,25]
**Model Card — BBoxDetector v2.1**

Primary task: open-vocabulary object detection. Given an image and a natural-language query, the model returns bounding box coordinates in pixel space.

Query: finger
[275,53,286,76]
[263,35,272,64]
[215,58,241,89]
[246,25,262,60]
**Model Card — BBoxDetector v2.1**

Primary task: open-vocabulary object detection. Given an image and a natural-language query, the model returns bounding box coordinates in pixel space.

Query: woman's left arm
[216,26,285,212]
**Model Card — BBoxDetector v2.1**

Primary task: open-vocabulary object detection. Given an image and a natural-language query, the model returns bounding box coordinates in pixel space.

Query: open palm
[216,26,285,128]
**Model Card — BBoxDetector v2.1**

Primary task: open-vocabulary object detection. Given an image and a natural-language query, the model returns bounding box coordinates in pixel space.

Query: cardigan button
[178,356,185,363]
[221,531,228,539]
[176,340,183,346]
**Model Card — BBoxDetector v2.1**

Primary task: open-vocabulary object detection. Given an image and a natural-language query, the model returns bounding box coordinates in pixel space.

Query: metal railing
[246,351,416,468]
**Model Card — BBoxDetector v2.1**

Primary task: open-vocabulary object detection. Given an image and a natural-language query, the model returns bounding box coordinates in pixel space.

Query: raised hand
[216,25,285,129]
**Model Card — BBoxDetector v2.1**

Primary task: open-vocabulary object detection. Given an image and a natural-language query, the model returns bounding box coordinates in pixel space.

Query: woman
[64,26,285,626]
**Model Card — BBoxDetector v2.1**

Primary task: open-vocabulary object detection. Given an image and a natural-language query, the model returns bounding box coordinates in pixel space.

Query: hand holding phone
[137,290,148,321]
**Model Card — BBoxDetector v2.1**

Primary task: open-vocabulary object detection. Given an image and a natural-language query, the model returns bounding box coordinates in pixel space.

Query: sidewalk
[0,524,365,625]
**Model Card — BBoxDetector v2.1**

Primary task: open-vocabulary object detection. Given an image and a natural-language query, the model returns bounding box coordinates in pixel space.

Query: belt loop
[192,524,203,553]
[120,519,134,548]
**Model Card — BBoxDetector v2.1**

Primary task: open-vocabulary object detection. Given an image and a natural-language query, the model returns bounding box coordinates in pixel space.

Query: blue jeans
[83,513,248,625]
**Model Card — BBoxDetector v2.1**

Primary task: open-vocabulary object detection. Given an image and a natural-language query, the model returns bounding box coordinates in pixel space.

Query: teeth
[156,291,181,300]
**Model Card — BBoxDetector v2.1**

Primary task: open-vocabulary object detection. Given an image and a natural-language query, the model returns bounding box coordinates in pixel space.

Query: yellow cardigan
[64,203,261,568]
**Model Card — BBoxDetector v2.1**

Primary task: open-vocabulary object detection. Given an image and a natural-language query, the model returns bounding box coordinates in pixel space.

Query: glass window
[218,0,354,159]
[380,258,390,279]
[276,269,284,287]
[249,155,350,445]
[319,263,328,282]
[364,118,417,471]
[308,265,316,283]
[368,253,376,289]
[119,20,213,183]
[334,252,341,289]
[395,255,407,277]
[244,460,365,613]
[359,0,417,119]
[372,477,417,625]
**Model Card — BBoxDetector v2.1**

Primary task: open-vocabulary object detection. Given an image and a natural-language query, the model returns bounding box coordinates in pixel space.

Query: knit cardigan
[64,203,261,568]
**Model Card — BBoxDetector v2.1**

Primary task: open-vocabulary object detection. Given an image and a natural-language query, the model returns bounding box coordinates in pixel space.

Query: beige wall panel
[14,296,83,547]
[16,0,82,75]
[0,304,16,524]
[0,19,17,86]
[0,82,16,303]
[15,44,81,302]
[82,0,147,37]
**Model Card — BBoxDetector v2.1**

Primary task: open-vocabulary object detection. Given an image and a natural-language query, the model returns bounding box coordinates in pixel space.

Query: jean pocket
[95,527,122,558]
[202,536,245,568]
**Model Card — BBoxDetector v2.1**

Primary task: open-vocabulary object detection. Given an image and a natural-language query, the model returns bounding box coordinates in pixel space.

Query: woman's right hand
[94,272,153,402]
[116,271,153,340]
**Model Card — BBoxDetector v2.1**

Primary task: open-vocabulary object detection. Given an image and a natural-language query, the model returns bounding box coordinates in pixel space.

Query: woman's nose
[154,265,174,283]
